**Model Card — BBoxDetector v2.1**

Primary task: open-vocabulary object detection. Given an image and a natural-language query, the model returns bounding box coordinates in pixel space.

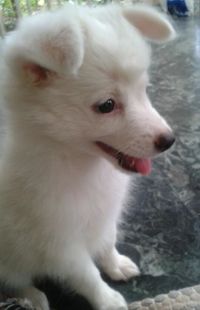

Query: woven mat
[1,285,200,310]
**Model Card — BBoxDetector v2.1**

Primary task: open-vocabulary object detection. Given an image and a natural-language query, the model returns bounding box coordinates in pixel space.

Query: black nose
[155,133,175,152]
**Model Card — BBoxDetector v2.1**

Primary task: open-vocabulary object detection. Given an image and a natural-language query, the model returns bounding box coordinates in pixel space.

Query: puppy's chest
[49,161,129,238]
[15,160,130,261]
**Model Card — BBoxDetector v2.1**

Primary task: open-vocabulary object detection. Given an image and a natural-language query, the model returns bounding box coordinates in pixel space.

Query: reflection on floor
[2,16,200,310]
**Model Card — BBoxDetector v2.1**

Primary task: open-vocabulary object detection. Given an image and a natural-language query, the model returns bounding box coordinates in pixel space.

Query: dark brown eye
[97,99,115,114]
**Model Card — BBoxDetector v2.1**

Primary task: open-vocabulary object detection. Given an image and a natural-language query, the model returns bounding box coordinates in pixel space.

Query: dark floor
[2,15,200,310]
[115,16,200,303]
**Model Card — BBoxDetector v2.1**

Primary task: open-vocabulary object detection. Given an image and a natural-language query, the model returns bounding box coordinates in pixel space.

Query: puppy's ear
[3,10,84,83]
[123,5,175,42]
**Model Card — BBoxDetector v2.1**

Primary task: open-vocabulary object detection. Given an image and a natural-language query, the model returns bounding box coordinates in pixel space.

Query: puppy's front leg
[97,226,140,282]
[58,250,127,310]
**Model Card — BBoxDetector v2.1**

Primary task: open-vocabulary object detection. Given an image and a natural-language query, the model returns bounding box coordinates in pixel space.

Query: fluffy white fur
[0,4,175,310]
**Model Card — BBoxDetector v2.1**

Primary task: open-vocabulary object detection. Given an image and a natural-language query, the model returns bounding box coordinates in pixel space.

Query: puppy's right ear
[3,10,84,83]
[123,5,175,42]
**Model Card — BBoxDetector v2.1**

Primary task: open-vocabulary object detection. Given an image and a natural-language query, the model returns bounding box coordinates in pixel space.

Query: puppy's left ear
[123,5,176,42]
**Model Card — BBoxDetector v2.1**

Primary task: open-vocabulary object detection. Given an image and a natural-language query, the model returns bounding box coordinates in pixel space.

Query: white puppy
[0,4,175,310]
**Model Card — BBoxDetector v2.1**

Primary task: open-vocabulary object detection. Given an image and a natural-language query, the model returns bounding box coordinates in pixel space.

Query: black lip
[96,141,138,173]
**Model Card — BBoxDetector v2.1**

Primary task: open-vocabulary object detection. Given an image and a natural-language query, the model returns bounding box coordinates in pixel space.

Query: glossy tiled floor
[115,16,200,302]
[2,15,200,310]
[114,16,200,303]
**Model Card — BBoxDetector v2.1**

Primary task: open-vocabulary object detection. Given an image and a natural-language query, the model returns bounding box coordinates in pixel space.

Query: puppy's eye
[97,99,115,114]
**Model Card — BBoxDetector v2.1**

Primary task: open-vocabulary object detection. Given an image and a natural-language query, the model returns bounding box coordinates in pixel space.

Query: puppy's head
[2,4,175,175]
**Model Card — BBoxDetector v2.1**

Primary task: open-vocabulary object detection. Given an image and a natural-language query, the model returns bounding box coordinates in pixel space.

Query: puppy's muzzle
[155,133,175,152]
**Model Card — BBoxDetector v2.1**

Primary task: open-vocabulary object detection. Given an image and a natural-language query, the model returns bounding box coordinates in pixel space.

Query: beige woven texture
[129,285,200,310]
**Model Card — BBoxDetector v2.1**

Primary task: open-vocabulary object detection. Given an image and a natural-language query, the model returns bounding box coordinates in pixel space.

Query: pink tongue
[134,158,152,176]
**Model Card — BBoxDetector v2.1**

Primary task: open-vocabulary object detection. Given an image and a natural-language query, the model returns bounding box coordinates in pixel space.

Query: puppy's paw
[98,286,127,310]
[111,254,140,281]
[100,249,140,281]
[17,287,49,310]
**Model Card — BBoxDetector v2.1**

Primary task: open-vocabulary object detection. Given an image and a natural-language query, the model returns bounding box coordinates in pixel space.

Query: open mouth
[96,141,152,175]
